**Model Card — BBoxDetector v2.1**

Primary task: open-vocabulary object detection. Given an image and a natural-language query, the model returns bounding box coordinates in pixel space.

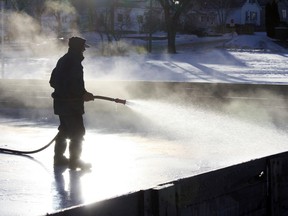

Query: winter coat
[49,49,87,115]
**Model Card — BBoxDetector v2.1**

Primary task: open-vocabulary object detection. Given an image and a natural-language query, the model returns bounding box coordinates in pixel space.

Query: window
[250,11,257,21]
[137,15,143,24]
[245,11,257,23]
[117,14,123,22]
[200,16,205,22]
[282,9,287,19]
[62,16,67,23]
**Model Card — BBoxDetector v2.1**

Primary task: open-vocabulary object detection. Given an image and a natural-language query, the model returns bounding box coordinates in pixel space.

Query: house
[181,3,218,35]
[228,0,262,26]
[107,0,149,34]
[99,0,162,34]
[228,0,288,28]
[183,0,263,35]
[70,0,163,35]
[277,0,288,23]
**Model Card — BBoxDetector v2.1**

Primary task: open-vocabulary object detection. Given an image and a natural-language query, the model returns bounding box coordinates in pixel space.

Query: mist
[0,3,288,167]
[80,84,288,173]
[125,99,288,162]
[2,4,288,216]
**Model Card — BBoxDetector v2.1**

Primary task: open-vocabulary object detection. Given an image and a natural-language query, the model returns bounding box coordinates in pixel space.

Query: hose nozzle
[114,98,126,105]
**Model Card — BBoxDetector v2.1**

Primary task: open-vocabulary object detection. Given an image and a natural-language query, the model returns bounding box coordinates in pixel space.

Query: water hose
[93,95,126,105]
[0,133,58,155]
[0,95,127,155]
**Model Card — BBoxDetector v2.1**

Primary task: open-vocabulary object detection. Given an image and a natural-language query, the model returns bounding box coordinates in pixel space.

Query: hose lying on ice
[0,133,58,155]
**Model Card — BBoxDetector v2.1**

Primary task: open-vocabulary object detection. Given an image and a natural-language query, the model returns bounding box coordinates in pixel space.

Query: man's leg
[66,115,91,170]
[69,137,91,170]
[54,117,69,166]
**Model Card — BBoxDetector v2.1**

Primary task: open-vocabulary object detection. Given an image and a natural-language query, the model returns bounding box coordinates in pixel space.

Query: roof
[230,0,269,8]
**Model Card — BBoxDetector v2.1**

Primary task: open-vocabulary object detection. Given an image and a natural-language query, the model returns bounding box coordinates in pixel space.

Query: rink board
[49,151,288,216]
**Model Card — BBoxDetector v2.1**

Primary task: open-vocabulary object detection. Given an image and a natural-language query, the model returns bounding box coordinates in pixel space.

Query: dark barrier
[46,151,288,216]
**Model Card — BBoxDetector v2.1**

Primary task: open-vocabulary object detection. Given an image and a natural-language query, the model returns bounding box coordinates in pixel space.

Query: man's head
[68,37,89,52]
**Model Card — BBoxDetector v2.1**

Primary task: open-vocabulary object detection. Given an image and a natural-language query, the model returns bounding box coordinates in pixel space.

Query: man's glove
[83,92,94,102]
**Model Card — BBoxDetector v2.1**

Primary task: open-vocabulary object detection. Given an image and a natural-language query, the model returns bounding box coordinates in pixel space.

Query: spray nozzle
[93,95,126,105]
[114,98,126,105]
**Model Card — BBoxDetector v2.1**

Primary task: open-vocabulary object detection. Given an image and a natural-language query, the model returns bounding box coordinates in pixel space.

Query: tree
[70,0,98,32]
[45,0,76,37]
[4,0,46,41]
[157,0,194,53]
[202,0,232,33]
[265,0,280,38]
[6,0,46,23]
[143,1,163,33]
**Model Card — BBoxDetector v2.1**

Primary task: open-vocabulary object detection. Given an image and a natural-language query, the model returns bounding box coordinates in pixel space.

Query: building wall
[241,0,261,25]
[228,8,242,25]
[114,7,146,33]
[227,0,262,26]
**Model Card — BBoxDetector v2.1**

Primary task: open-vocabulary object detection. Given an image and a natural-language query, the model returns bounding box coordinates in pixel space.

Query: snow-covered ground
[85,32,288,84]
[2,32,288,84]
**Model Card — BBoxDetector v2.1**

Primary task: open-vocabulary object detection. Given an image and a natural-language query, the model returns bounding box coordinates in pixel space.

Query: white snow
[2,32,288,84]
[82,32,287,84]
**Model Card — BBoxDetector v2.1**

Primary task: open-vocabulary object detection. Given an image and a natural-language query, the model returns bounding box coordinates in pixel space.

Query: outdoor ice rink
[1,81,288,215]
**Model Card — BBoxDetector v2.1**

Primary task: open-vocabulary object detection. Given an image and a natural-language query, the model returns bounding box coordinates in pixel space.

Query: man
[49,36,94,170]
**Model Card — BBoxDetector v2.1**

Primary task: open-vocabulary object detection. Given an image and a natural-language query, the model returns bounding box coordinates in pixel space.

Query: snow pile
[223,32,286,52]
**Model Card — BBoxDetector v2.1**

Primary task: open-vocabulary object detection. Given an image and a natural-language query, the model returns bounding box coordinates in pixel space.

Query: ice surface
[1,95,288,215]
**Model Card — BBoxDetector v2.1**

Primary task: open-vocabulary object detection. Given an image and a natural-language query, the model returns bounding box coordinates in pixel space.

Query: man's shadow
[53,166,90,209]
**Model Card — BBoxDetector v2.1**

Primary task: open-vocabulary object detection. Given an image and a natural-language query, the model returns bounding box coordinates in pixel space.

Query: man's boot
[54,135,69,166]
[69,139,91,170]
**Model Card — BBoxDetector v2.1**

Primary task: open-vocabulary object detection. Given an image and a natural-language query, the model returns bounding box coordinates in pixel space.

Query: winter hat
[68,37,90,49]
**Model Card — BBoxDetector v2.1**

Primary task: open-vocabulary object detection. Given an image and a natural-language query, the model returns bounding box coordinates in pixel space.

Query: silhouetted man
[50,36,94,170]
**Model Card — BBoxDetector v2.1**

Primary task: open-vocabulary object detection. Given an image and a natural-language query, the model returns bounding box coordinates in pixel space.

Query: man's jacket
[49,50,86,115]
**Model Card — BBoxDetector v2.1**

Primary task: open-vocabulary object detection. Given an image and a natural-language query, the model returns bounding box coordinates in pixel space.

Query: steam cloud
[1,2,288,168]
